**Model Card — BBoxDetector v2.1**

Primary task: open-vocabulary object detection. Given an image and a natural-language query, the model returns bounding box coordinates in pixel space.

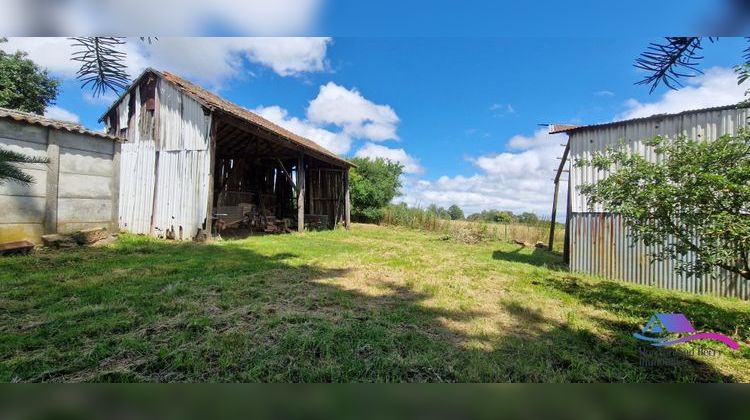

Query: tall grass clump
[381,204,565,250]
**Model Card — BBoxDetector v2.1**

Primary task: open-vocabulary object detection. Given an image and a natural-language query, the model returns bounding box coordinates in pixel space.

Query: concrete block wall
[0,119,120,244]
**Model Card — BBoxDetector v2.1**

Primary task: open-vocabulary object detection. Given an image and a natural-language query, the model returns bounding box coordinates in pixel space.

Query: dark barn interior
[209,113,351,236]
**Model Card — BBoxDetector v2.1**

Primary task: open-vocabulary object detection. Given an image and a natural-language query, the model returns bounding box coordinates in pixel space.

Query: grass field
[1,224,748,382]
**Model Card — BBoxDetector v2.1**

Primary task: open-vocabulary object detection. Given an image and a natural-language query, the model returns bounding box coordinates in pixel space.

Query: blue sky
[4,36,748,216]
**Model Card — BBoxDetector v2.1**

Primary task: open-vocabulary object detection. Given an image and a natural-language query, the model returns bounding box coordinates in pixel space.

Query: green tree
[447,204,464,220]
[578,132,750,280]
[0,39,60,114]
[517,212,539,225]
[495,210,515,223]
[349,157,404,223]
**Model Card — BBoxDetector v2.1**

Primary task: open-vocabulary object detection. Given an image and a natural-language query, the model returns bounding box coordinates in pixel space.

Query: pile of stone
[42,227,117,249]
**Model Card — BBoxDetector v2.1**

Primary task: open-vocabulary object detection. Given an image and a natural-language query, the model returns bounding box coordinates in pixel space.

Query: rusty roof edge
[0,107,123,142]
[555,102,750,135]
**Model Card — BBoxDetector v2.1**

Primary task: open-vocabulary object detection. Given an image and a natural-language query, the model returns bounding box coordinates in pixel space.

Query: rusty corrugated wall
[569,213,749,299]
[568,105,750,299]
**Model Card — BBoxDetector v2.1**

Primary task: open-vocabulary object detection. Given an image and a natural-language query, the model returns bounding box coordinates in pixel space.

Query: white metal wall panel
[181,91,211,151]
[151,149,210,239]
[569,107,750,212]
[118,140,156,234]
[158,80,184,151]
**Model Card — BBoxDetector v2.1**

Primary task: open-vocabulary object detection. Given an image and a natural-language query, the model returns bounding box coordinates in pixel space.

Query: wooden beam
[344,169,351,230]
[297,153,306,232]
[549,140,570,251]
[276,158,298,192]
[216,113,351,169]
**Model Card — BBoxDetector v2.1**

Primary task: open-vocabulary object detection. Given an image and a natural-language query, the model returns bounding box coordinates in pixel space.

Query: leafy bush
[349,157,403,223]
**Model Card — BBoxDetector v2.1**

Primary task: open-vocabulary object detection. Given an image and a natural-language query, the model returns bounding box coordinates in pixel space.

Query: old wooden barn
[101,68,353,240]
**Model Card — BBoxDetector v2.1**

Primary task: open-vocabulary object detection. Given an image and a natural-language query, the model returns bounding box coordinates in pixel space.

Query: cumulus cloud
[0,37,332,88]
[253,105,351,155]
[619,67,745,120]
[398,128,565,216]
[253,82,404,155]
[307,82,400,141]
[354,143,424,174]
[1,0,324,36]
[44,106,80,123]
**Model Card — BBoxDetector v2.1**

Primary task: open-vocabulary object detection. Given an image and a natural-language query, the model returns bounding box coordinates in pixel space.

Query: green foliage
[349,157,403,222]
[578,132,750,280]
[0,39,60,114]
[495,211,515,224]
[517,212,540,224]
[447,204,464,220]
[0,147,49,185]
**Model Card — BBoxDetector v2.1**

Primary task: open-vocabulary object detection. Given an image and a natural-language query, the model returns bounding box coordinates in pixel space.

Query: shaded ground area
[1,224,748,382]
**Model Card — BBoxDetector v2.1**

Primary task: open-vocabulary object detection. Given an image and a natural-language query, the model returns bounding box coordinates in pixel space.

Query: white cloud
[398,128,565,217]
[354,143,424,174]
[253,105,351,155]
[254,82,404,157]
[0,0,323,36]
[618,67,745,120]
[1,37,332,89]
[594,90,615,97]
[307,82,400,141]
[44,106,80,123]
[490,103,516,116]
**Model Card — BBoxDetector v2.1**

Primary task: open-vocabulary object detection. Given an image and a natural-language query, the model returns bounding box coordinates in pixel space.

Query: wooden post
[205,119,217,238]
[549,140,570,251]
[344,168,351,229]
[548,180,560,251]
[297,153,305,232]
[44,128,59,234]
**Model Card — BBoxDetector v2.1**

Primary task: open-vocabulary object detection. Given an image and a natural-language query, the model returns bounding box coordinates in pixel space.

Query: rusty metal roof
[548,103,750,135]
[0,106,122,141]
[101,68,353,167]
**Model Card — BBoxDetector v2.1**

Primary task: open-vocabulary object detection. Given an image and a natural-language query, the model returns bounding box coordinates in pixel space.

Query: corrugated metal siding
[567,106,750,299]
[118,140,155,234]
[151,150,210,239]
[117,79,212,239]
[570,107,750,212]
[570,213,749,299]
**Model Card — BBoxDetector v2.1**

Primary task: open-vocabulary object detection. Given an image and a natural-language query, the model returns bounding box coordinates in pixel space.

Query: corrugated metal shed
[564,104,750,299]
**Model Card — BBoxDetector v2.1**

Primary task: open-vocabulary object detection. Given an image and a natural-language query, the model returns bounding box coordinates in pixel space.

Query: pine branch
[635,37,707,93]
[69,37,130,97]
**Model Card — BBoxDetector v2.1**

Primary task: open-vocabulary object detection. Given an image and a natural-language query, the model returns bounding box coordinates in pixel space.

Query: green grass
[1,224,748,382]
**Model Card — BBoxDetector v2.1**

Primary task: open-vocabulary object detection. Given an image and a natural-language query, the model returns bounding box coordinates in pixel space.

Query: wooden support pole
[297,153,305,232]
[548,179,560,251]
[549,140,570,252]
[344,169,351,229]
